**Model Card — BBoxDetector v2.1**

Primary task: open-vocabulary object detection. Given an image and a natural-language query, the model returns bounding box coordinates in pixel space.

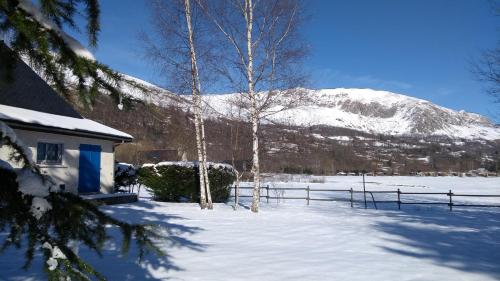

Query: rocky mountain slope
[74,77,499,174]
[203,88,500,140]
[119,74,499,140]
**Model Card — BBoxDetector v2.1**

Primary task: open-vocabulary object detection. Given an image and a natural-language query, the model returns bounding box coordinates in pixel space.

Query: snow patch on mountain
[119,74,189,109]
[81,68,500,141]
[202,88,500,140]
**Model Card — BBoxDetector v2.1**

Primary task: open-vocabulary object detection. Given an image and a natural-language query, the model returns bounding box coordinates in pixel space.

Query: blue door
[78,144,101,193]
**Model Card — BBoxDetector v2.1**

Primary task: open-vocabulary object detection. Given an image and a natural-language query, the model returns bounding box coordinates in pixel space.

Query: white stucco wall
[0,128,116,194]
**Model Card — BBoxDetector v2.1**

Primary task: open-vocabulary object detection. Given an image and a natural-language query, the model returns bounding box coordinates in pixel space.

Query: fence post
[363,173,367,209]
[397,188,401,210]
[306,186,310,206]
[234,186,237,206]
[266,185,270,203]
[350,188,353,208]
[448,189,453,211]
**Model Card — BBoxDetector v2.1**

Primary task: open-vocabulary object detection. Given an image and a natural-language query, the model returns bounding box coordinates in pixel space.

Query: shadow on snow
[1,200,206,281]
[372,204,500,279]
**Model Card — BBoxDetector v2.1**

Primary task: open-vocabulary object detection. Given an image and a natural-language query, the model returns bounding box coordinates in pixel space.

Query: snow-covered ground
[2,176,500,281]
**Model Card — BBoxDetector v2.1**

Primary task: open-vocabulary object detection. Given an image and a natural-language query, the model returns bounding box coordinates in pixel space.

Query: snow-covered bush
[139,162,197,202]
[114,162,138,191]
[138,161,236,203]
[206,163,237,201]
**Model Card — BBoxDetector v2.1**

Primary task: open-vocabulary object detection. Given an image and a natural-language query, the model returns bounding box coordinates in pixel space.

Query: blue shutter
[78,144,101,193]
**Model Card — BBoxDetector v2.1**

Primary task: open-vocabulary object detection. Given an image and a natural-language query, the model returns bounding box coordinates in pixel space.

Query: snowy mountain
[36,57,500,141]
[201,88,500,140]
[77,77,499,172]
[16,27,496,141]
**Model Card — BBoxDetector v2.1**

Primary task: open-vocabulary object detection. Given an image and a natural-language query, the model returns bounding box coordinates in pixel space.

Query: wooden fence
[230,186,500,210]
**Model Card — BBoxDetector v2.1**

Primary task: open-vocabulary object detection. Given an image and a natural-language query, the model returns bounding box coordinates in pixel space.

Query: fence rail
[230,185,500,210]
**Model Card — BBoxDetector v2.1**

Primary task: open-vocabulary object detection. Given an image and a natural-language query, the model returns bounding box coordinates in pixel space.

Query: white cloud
[313,68,413,91]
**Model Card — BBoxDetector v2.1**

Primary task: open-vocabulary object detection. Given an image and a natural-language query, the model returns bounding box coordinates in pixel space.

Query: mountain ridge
[37,64,500,141]
[200,87,500,140]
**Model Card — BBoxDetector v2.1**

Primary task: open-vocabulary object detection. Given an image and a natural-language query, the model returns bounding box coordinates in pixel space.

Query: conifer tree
[0,122,162,280]
[0,1,163,279]
[0,0,130,105]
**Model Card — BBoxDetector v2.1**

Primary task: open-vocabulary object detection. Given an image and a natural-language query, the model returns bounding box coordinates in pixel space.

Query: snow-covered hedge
[138,161,236,203]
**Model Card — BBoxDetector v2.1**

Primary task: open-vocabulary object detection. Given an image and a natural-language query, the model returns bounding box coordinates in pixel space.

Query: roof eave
[3,119,134,143]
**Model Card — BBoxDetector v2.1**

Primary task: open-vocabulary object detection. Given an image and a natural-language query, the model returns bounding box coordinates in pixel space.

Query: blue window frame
[37,142,63,165]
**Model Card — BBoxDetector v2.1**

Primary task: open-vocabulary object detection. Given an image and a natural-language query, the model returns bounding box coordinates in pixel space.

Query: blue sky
[69,0,499,119]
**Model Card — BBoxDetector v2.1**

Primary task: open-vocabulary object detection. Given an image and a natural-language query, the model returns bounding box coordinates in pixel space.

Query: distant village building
[0,51,132,194]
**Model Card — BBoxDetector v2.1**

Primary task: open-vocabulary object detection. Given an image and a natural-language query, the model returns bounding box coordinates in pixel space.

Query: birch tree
[199,0,308,212]
[142,0,215,209]
[184,0,212,209]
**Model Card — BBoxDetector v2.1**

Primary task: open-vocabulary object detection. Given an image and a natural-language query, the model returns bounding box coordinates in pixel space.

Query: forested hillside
[76,94,500,175]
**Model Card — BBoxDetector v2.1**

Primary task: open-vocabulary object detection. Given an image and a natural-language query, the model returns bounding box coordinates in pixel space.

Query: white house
[0,48,132,194]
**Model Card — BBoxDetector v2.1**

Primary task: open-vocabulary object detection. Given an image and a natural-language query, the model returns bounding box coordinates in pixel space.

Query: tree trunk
[250,108,260,212]
[244,0,260,213]
[231,123,242,210]
[199,102,213,209]
[234,169,241,209]
[184,0,208,209]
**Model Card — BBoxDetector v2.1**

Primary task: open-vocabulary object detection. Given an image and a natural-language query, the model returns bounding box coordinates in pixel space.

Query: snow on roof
[0,104,132,140]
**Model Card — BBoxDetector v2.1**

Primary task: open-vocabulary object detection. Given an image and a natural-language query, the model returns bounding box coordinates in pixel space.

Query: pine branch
[0,123,165,280]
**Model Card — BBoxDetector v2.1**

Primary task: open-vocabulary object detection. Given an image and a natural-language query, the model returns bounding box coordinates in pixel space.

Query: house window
[37,142,63,165]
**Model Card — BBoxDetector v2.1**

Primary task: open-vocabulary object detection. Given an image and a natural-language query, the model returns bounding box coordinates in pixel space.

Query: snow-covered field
[2,176,500,281]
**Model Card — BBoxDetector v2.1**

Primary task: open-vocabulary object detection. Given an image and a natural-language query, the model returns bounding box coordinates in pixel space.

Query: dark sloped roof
[0,43,83,119]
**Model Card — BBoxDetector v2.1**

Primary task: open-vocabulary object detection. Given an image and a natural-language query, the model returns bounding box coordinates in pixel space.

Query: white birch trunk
[244,0,260,213]
[198,101,213,209]
[184,0,208,209]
